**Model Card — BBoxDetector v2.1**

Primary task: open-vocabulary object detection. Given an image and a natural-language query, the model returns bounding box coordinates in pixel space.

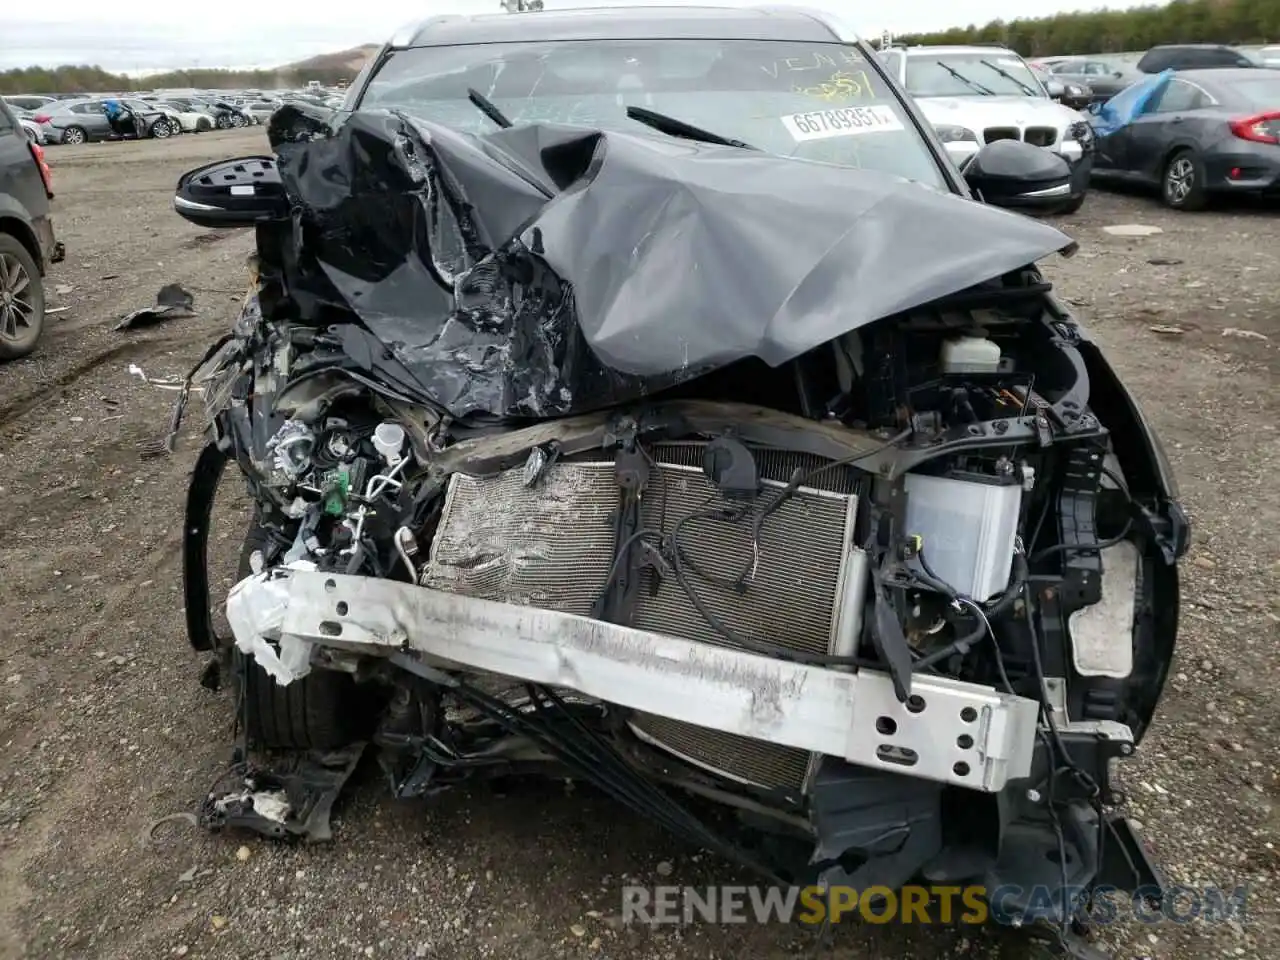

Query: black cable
[1026,610,1107,934]
[680,427,914,597]
[740,427,914,587]
[912,616,986,670]
[1029,517,1133,563]
[1029,460,1136,563]
[587,430,914,669]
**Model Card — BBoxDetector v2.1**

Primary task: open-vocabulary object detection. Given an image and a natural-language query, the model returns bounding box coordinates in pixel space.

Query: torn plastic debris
[114,282,196,331]
[200,745,365,842]
[212,787,290,824]
[268,110,1076,421]
[127,362,190,391]
[225,571,314,685]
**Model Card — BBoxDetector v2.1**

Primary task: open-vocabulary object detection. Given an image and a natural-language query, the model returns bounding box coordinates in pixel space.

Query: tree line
[898,0,1279,56]
[0,63,355,96]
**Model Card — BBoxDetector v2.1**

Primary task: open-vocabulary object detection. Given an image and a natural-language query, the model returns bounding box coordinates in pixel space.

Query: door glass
[1149,81,1200,113]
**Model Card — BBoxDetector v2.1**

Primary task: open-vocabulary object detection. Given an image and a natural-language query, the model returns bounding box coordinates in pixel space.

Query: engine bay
[176,259,1187,939]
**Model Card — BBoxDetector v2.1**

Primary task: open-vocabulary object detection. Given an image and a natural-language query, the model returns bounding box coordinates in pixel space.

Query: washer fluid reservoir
[941,334,1001,374]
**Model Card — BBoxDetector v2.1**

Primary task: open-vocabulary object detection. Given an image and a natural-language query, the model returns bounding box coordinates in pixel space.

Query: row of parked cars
[2,88,344,147]
[878,41,1280,213]
[3,94,259,145]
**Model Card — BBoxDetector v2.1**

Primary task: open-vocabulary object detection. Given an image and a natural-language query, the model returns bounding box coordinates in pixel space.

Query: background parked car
[1089,68,1280,210]
[1027,62,1093,110]
[244,100,281,124]
[150,100,215,132]
[204,100,252,128]
[1259,45,1280,68]
[11,108,46,144]
[1137,44,1260,73]
[3,95,57,113]
[39,98,176,144]
[1046,57,1137,102]
[0,98,60,359]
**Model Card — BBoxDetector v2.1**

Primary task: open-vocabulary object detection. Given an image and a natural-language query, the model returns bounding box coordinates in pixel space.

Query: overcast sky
[2,0,1146,74]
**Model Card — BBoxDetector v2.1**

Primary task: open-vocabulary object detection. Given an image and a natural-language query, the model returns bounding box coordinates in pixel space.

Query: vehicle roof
[899,45,1020,57]
[1144,43,1239,52]
[1178,67,1278,87]
[394,5,850,47]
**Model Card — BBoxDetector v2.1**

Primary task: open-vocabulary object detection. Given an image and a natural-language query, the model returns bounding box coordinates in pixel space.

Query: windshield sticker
[759,48,866,78]
[792,70,877,102]
[782,105,904,141]
[997,58,1025,68]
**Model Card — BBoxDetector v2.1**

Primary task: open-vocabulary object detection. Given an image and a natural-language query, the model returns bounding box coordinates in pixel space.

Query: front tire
[233,518,373,749]
[0,234,46,361]
[1162,150,1208,211]
[152,119,173,139]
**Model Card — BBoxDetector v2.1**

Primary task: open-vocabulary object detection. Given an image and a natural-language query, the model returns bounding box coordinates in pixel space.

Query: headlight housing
[934,124,979,144]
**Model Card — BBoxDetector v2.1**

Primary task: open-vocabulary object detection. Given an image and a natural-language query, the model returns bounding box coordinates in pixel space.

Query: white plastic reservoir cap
[372,422,406,464]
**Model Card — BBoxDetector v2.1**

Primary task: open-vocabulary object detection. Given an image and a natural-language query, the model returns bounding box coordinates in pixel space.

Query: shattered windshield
[359,39,945,186]
[906,53,1047,98]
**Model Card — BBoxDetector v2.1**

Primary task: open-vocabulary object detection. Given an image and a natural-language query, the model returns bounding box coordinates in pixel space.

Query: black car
[0,99,62,359]
[1046,57,1137,103]
[1136,44,1259,73]
[173,7,1186,950]
[1090,68,1280,209]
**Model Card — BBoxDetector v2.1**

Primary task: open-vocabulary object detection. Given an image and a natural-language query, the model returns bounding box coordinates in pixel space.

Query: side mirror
[961,139,1072,211]
[1045,78,1067,99]
[173,156,288,228]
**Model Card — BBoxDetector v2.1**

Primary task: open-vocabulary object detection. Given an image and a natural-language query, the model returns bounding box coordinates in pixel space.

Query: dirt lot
[0,130,1277,960]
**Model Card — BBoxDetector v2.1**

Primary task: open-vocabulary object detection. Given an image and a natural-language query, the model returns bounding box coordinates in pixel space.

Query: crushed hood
[270,107,1075,420]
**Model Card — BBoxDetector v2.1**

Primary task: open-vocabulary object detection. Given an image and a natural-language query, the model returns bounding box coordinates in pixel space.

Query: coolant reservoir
[941,334,1001,374]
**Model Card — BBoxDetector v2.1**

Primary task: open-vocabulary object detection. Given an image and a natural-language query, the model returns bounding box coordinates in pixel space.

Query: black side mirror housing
[960,139,1072,210]
[174,156,289,228]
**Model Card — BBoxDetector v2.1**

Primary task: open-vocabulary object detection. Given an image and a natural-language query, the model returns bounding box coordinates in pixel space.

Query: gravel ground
[0,131,1277,960]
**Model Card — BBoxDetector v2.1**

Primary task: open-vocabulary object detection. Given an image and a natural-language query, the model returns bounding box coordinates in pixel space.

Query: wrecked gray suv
[173,7,1187,950]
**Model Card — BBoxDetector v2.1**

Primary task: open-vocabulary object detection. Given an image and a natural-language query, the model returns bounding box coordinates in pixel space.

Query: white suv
[880,44,1094,209]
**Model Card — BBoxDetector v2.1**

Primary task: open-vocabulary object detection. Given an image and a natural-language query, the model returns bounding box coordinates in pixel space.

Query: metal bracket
[231,569,1043,792]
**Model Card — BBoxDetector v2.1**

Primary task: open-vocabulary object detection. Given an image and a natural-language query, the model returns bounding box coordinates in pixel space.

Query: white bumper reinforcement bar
[227,569,1040,793]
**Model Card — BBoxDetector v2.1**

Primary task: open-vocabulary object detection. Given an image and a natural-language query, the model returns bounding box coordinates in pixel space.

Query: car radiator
[420,443,862,794]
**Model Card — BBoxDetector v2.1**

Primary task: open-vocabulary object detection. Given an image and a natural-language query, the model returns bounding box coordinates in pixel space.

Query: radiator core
[421,449,860,792]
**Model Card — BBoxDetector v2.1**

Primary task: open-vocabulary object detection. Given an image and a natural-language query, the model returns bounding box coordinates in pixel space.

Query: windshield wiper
[467,87,512,128]
[624,105,757,150]
[935,61,995,96]
[978,59,1038,97]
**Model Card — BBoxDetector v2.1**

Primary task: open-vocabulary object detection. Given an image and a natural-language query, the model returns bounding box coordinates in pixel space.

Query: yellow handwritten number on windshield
[793,70,874,102]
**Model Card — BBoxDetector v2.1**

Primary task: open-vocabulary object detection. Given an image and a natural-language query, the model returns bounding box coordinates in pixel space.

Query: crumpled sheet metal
[1089,70,1174,138]
[270,107,1075,420]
